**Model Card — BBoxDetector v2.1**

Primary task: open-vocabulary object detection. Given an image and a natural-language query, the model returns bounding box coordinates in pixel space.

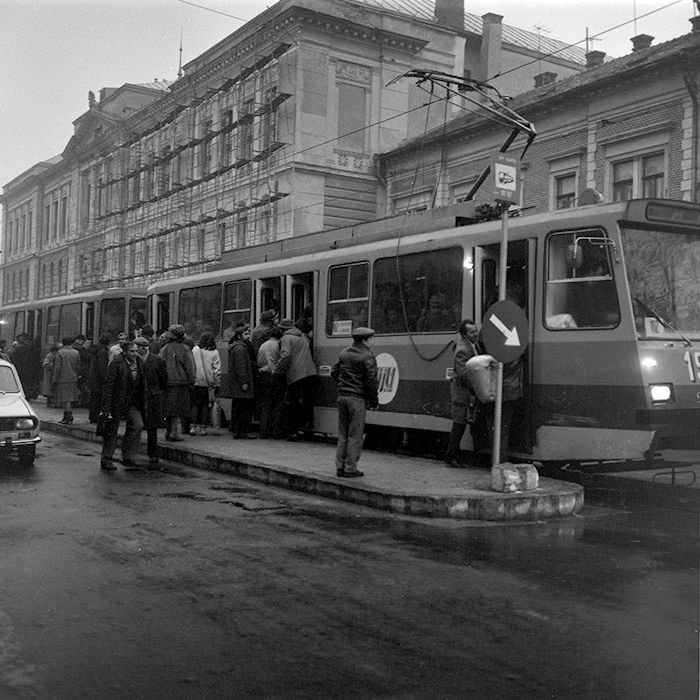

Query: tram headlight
[649,384,674,403]
[640,357,657,369]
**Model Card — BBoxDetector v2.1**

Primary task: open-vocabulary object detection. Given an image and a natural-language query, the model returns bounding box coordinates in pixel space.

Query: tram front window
[621,228,700,337]
[545,230,620,329]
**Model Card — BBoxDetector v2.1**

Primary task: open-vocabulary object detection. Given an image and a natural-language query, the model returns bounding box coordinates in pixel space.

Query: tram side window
[180,284,222,342]
[128,298,147,335]
[545,231,620,330]
[371,248,462,334]
[47,306,60,345]
[326,263,369,336]
[60,302,81,339]
[102,299,126,339]
[222,280,252,341]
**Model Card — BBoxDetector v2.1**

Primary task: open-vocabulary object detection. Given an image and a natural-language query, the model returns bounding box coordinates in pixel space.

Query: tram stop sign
[481,300,528,363]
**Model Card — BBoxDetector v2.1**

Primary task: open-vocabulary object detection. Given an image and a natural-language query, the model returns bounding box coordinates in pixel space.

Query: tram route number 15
[683,351,700,382]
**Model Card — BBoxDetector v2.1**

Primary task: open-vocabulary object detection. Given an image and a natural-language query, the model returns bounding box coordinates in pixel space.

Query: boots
[166,417,184,441]
[59,411,73,425]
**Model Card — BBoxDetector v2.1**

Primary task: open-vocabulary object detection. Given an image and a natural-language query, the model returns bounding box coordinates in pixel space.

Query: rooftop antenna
[532,24,550,72]
[177,29,184,80]
[585,27,602,54]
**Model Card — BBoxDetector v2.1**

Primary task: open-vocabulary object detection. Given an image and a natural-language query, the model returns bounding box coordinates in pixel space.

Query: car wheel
[18,445,35,466]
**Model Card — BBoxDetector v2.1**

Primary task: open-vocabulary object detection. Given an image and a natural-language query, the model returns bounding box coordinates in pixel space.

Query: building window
[236,217,247,249]
[642,153,664,197]
[337,84,366,152]
[612,160,634,201]
[555,173,576,209]
[610,151,665,201]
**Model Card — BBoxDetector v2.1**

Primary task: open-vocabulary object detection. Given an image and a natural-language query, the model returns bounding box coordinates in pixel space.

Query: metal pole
[492,205,509,468]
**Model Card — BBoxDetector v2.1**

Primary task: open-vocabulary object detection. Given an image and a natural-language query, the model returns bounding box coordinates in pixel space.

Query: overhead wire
[489,0,685,81]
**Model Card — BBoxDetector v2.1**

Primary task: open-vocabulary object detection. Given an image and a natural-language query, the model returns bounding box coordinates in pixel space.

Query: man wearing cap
[331,327,379,478]
[251,309,278,355]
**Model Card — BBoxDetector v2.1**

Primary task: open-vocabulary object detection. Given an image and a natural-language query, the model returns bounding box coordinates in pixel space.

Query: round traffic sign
[481,300,528,363]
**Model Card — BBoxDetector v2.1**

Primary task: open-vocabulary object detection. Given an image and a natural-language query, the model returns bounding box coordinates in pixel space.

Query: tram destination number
[683,350,700,382]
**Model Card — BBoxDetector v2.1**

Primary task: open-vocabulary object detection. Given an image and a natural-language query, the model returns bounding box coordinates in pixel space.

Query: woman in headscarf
[159,324,195,441]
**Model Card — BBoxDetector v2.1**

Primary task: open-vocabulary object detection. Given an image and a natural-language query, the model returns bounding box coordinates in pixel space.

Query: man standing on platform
[331,327,378,478]
[135,336,168,468]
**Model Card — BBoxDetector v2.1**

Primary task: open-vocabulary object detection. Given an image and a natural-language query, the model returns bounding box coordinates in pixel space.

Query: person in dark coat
[73,334,90,407]
[87,333,111,423]
[135,336,168,467]
[331,326,378,478]
[9,333,35,398]
[99,340,146,470]
[227,324,256,439]
[160,324,195,442]
[140,324,161,356]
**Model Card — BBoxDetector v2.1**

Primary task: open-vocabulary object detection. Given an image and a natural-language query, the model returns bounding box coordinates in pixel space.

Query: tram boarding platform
[32,402,695,520]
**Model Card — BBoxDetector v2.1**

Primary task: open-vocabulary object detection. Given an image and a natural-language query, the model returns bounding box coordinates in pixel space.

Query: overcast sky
[0,0,695,191]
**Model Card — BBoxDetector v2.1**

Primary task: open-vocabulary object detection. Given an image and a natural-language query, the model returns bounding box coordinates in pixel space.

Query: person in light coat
[52,337,81,424]
[276,318,317,441]
[190,331,221,436]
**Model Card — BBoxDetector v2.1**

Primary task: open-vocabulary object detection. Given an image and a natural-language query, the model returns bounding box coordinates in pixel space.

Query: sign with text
[491,153,520,203]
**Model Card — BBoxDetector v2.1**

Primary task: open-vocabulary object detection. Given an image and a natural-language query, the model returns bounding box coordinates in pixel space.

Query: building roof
[355,0,586,63]
[381,30,700,158]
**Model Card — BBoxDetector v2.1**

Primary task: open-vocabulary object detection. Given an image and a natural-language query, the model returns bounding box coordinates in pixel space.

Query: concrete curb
[43,420,584,521]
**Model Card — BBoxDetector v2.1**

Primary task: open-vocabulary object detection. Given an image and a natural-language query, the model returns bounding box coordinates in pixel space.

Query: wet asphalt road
[0,433,697,700]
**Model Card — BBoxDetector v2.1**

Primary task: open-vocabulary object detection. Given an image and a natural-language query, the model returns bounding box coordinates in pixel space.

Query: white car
[0,359,41,465]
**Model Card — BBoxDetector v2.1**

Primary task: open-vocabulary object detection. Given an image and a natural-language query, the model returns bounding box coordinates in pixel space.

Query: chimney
[534,72,557,88]
[631,33,654,51]
[480,13,503,82]
[434,0,464,31]
[586,50,606,68]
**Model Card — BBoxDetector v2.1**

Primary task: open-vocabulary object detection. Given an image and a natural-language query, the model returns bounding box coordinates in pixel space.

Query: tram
[0,287,148,349]
[146,198,700,464]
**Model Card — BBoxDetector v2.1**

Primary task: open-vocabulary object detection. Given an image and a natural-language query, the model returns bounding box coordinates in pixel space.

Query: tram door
[286,271,314,324]
[475,238,535,454]
[256,277,282,319]
[153,294,171,335]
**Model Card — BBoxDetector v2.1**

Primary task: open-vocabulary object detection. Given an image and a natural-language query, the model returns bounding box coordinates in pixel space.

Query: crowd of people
[0,300,524,477]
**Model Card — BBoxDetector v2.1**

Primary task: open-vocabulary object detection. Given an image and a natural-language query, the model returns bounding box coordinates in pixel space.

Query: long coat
[227,339,255,399]
[142,351,168,429]
[87,343,109,393]
[450,335,479,424]
[52,345,81,405]
[101,354,145,419]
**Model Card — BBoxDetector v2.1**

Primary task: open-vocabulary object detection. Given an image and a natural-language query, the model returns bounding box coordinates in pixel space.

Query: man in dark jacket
[331,327,378,478]
[135,336,168,468]
[99,340,146,470]
[87,333,110,423]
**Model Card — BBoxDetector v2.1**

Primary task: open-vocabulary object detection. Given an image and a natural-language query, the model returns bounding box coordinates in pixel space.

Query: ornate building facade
[1,0,585,310]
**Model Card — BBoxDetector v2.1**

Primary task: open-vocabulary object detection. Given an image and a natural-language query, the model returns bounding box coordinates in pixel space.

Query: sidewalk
[36,403,587,521]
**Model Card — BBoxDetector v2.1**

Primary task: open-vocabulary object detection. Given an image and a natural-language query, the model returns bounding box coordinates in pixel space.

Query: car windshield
[621,227,700,338]
[0,366,20,393]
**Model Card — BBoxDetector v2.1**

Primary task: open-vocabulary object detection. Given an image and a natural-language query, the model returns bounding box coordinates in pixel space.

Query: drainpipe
[682,17,700,201]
